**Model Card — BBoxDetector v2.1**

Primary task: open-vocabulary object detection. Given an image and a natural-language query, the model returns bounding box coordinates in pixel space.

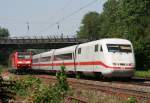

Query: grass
[135,69,150,78]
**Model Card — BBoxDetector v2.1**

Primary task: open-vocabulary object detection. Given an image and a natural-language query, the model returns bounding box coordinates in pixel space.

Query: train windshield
[107,44,132,53]
[18,52,31,59]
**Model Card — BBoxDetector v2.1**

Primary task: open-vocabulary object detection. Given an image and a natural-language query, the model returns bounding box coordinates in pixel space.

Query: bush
[8,66,70,102]
[135,70,150,78]
[127,97,137,103]
[9,76,41,96]
[56,66,69,93]
[33,66,69,103]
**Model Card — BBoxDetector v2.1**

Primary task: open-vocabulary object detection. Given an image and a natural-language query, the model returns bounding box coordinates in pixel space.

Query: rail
[35,75,150,102]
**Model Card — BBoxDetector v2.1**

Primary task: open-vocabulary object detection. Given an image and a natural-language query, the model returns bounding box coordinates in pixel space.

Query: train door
[51,50,55,71]
[75,47,83,72]
[47,56,52,70]
[52,53,64,71]
[93,44,104,72]
[49,55,53,71]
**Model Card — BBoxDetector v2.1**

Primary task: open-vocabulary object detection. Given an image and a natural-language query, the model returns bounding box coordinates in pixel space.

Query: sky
[0,0,107,37]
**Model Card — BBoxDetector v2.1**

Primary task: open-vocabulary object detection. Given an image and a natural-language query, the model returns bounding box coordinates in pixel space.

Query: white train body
[32,38,135,77]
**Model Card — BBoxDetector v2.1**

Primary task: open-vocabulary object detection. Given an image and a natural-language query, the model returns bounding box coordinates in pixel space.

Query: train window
[95,44,98,52]
[120,45,132,52]
[18,52,31,59]
[18,55,30,59]
[33,58,39,63]
[107,44,120,52]
[54,53,72,61]
[40,56,51,62]
[107,44,132,53]
[100,45,103,52]
[78,48,81,54]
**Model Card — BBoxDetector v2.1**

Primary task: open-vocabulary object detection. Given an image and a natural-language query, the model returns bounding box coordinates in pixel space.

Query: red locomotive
[10,51,32,70]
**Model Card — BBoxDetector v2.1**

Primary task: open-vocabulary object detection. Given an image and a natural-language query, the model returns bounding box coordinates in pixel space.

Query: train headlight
[18,61,23,64]
[26,61,31,64]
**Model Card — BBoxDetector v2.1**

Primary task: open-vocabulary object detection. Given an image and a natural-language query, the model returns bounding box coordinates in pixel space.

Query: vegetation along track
[36,75,150,102]
[6,70,150,102]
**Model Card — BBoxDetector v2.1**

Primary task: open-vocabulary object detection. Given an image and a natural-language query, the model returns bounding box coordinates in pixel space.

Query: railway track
[5,69,150,88]
[10,68,150,87]
[36,75,150,102]
[70,80,150,101]
[114,81,150,87]
[109,78,150,87]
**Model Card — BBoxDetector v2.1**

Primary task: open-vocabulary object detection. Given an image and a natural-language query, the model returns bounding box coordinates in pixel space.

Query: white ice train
[32,38,135,78]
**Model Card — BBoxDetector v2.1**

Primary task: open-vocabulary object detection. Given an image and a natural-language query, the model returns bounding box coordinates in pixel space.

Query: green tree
[0,27,9,37]
[101,0,150,69]
[118,0,150,69]
[0,27,10,65]
[77,0,150,69]
[100,0,121,37]
[77,12,103,40]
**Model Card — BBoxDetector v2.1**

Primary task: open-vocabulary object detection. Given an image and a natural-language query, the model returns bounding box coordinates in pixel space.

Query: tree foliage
[77,0,150,69]
[0,27,9,37]
[77,12,106,40]
[0,27,10,65]
[33,66,69,103]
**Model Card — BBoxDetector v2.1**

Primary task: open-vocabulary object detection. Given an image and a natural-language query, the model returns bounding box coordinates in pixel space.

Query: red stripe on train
[32,61,133,70]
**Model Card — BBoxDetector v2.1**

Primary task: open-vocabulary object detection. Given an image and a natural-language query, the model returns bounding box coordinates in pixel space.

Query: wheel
[94,72,103,79]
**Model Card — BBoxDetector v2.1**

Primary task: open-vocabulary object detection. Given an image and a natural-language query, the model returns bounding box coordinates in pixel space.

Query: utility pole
[26,22,29,34]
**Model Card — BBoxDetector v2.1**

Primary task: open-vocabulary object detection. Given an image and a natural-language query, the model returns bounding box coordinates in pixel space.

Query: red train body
[10,52,32,70]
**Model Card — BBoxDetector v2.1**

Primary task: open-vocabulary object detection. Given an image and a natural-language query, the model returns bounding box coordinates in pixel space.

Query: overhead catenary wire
[0,0,100,36]
[0,0,74,37]
[37,0,99,34]
[45,0,73,24]
[0,0,73,25]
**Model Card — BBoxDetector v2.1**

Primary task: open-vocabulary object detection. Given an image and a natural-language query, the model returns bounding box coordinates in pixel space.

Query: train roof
[100,38,132,44]
[32,38,132,57]
[32,50,55,58]
[55,45,77,54]
[40,50,55,57]
[32,53,41,59]
[78,38,132,47]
